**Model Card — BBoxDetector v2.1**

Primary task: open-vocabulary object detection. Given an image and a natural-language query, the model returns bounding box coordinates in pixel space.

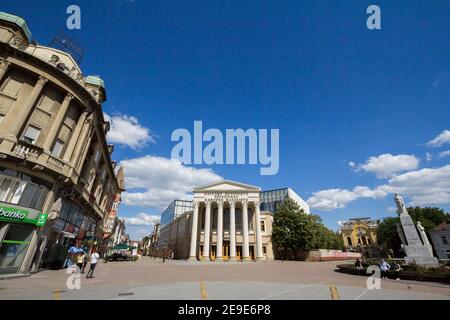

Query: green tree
[272,199,342,259]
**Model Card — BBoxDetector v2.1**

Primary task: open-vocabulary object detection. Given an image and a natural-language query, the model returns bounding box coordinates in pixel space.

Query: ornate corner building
[339,217,382,258]
[0,12,124,275]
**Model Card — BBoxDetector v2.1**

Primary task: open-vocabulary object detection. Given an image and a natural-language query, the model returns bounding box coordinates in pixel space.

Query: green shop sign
[0,205,48,226]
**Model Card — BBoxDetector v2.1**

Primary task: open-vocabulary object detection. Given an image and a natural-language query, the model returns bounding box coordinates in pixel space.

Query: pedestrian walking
[76,252,85,273]
[82,252,89,273]
[86,249,100,279]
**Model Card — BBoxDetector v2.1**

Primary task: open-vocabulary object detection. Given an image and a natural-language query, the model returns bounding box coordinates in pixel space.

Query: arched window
[347,237,352,246]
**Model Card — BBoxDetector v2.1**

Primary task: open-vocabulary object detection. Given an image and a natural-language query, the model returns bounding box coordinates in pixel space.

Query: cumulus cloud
[124,213,160,226]
[121,156,222,209]
[308,164,450,210]
[349,153,419,178]
[104,113,155,149]
[307,186,388,211]
[438,150,450,159]
[427,130,450,147]
[426,153,433,162]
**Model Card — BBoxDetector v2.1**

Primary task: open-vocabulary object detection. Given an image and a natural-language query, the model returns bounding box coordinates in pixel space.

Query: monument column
[202,200,212,261]
[63,110,87,162]
[254,201,264,261]
[43,93,73,152]
[7,76,48,140]
[216,200,224,261]
[229,200,237,261]
[188,201,200,261]
[242,199,250,261]
[0,59,10,82]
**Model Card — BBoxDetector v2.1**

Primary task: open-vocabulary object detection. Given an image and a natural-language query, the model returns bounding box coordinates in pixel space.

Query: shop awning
[111,244,136,250]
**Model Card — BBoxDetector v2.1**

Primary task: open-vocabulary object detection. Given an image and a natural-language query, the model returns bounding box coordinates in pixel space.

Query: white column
[242,200,250,261]
[229,200,236,261]
[202,200,211,261]
[216,200,223,261]
[188,201,199,261]
[254,201,264,260]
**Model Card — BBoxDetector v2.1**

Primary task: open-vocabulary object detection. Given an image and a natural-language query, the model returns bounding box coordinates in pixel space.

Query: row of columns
[0,59,92,167]
[188,199,264,262]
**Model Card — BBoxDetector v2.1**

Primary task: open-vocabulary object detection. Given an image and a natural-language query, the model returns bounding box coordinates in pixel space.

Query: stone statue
[417,221,431,246]
[393,193,438,266]
[394,193,409,216]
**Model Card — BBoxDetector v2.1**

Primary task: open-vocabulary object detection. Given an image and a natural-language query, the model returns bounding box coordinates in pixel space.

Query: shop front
[0,203,48,274]
[41,198,98,269]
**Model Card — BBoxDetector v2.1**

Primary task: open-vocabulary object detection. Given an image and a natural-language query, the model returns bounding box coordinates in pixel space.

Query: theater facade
[160,180,299,261]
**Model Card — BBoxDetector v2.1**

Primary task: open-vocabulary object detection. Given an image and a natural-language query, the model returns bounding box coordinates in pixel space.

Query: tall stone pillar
[254,201,264,261]
[229,200,237,261]
[74,113,96,172]
[43,93,73,152]
[216,200,223,261]
[63,111,87,162]
[188,201,199,261]
[202,200,212,261]
[7,76,48,140]
[242,200,250,261]
[0,59,10,82]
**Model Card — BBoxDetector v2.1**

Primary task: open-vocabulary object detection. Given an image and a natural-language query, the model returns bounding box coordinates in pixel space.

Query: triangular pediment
[193,180,260,192]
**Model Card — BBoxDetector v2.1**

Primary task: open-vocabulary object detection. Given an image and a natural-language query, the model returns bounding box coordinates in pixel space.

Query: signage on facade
[0,204,48,227]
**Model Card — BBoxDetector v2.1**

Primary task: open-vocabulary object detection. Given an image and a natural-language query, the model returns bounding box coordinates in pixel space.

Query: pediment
[193,180,260,192]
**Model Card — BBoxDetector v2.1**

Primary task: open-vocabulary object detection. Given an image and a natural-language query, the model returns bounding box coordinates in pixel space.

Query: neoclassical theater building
[158,180,310,261]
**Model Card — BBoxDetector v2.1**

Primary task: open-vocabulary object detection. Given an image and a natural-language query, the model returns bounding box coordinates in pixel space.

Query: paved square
[0,257,449,300]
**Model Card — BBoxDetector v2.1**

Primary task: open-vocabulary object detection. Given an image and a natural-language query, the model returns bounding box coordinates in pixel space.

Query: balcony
[9,140,71,178]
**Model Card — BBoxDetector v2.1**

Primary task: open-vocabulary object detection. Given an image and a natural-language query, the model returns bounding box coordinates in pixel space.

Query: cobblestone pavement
[1,257,449,300]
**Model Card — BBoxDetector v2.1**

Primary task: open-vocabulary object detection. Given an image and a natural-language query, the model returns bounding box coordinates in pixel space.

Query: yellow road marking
[330,285,340,300]
[53,289,61,300]
[200,281,208,300]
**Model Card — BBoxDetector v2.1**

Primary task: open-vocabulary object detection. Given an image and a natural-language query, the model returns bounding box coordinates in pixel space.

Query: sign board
[0,204,48,227]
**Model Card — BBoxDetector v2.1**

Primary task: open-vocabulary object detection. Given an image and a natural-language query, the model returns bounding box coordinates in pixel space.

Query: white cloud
[383,164,450,206]
[123,213,160,226]
[427,130,450,147]
[308,164,450,210]
[104,113,155,150]
[121,156,222,209]
[350,153,419,178]
[307,186,387,211]
[438,150,450,159]
[426,153,433,162]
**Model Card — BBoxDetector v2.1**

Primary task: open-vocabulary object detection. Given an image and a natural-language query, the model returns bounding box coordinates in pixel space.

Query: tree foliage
[271,199,342,258]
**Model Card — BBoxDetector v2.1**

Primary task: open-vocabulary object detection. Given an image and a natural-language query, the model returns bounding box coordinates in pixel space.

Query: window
[51,140,64,157]
[347,237,353,246]
[263,246,267,254]
[442,236,449,245]
[260,221,265,232]
[22,126,41,145]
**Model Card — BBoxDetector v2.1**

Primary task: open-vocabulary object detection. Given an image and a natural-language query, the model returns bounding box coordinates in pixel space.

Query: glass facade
[42,199,98,269]
[260,188,290,214]
[160,200,193,227]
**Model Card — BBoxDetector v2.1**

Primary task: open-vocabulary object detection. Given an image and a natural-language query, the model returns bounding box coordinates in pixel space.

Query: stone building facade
[0,12,123,274]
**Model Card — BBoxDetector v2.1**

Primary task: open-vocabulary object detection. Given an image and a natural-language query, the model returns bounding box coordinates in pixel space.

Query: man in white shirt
[86,249,100,279]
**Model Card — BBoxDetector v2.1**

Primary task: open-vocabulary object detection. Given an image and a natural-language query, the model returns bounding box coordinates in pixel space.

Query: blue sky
[3,1,450,239]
